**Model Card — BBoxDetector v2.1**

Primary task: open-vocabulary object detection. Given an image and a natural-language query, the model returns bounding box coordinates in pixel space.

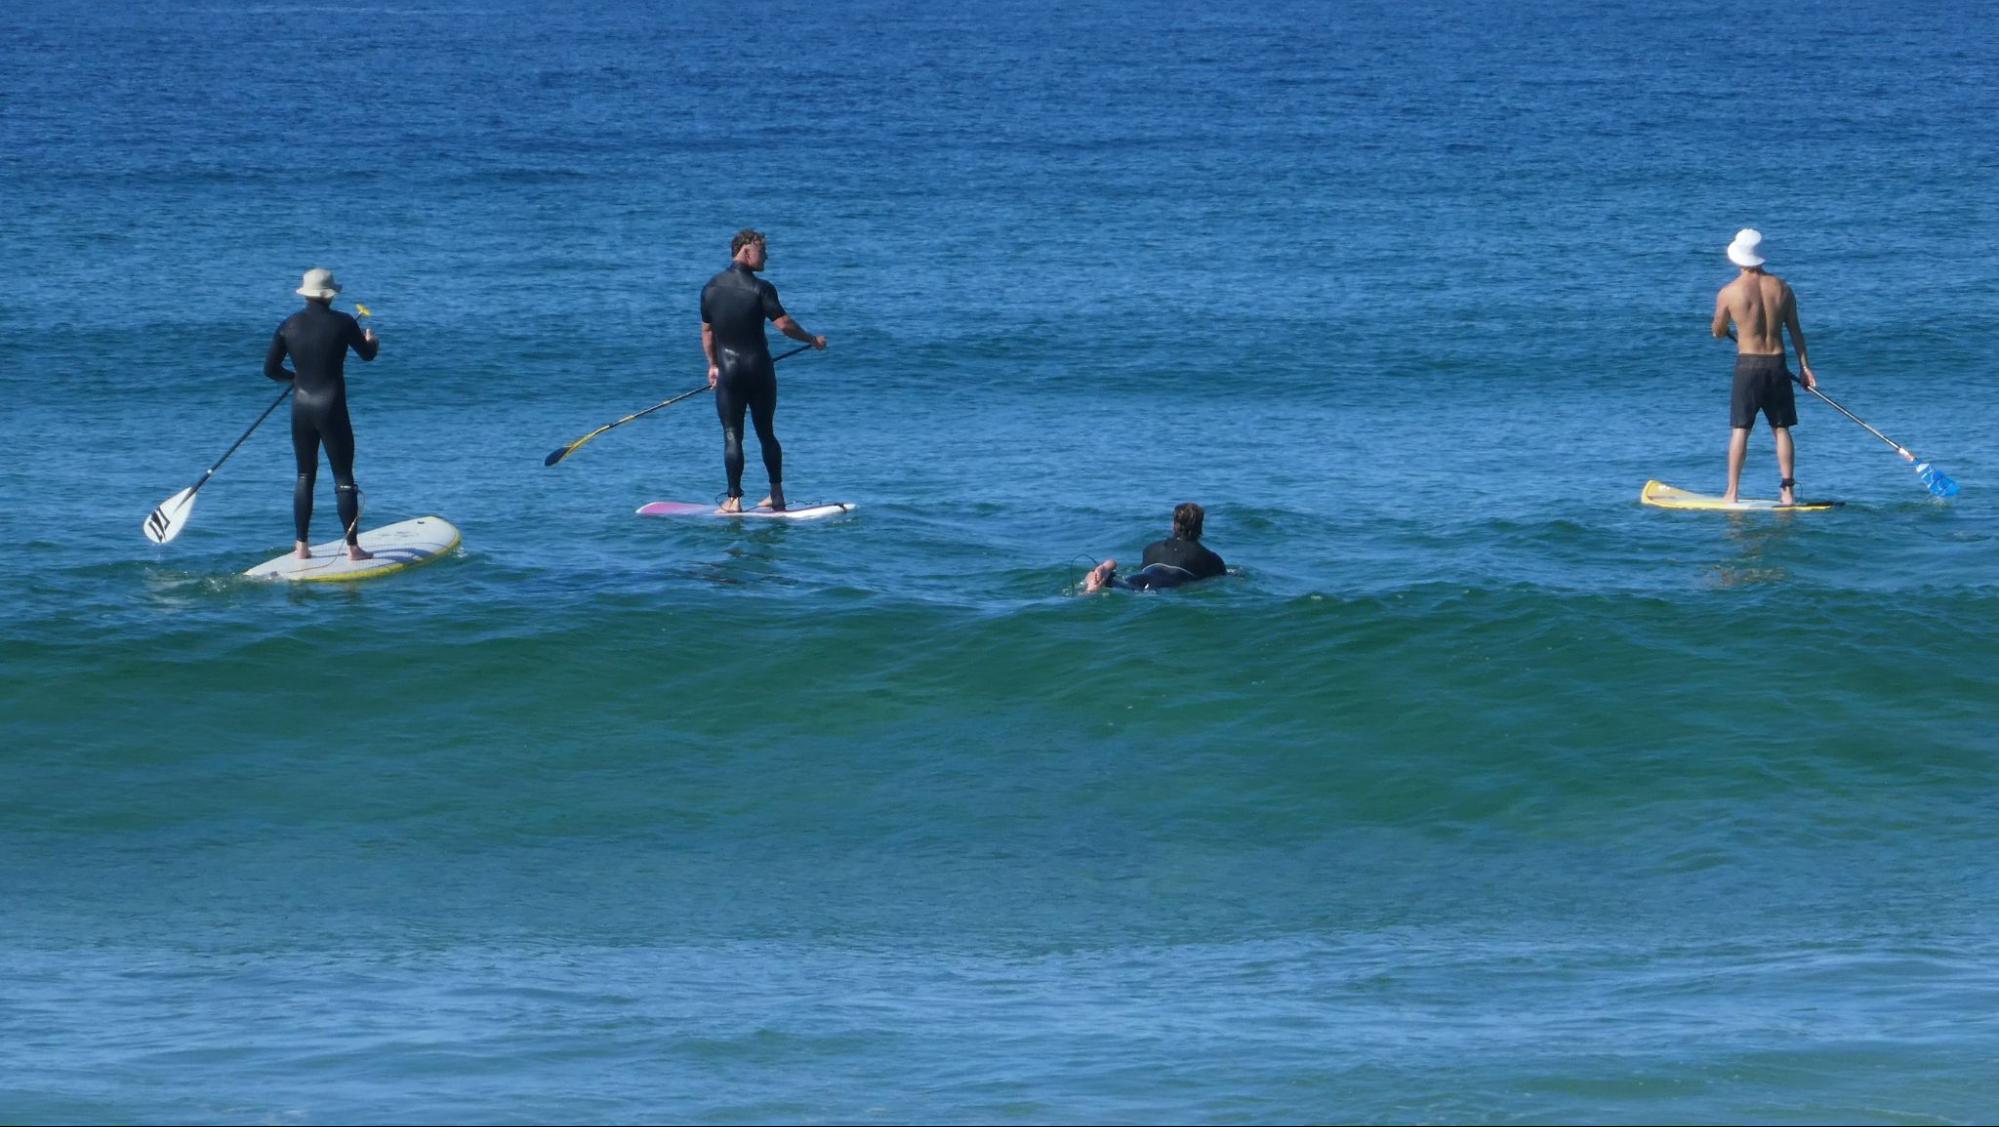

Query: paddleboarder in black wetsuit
[699,229,827,512]
[264,268,378,560]
[1083,503,1229,592]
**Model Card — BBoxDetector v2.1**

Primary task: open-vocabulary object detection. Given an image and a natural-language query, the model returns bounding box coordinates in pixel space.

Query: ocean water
[4,1,1997,1122]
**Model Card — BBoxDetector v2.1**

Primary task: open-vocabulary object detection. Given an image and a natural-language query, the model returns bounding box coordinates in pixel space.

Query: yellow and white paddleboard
[1640,480,1842,512]
[244,516,461,583]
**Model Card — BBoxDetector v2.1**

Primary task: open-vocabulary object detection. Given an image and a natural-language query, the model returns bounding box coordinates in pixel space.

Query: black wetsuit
[700,261,786,499]
[1112,537,1229,590]
[264,301,377,541]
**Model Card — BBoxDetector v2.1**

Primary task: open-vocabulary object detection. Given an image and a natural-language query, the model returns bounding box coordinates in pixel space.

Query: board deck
[1640,480,1842,512]
[636,501,855,521]
[243,516,462,582]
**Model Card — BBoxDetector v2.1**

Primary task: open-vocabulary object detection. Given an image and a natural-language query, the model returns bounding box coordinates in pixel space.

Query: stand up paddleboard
[637,501,855,521]
[244,516,462,582]
[1640,480,1842,512]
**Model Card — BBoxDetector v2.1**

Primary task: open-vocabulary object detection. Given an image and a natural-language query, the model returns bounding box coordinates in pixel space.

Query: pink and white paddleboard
[636,500,856,521]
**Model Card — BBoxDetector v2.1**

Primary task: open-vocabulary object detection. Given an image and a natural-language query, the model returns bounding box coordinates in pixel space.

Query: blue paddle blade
[1916,462,1960,499]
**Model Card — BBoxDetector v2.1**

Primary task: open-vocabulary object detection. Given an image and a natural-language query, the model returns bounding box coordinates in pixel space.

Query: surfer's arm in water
[1083,559,1120,592]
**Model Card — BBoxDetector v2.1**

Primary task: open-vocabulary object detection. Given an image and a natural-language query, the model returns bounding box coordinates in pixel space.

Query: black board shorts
[1731,354,1798,429]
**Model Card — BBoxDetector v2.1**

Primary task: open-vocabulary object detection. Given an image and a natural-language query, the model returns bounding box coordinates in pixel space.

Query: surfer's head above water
[1082,503,1228,593]
[1172,502,1206,541]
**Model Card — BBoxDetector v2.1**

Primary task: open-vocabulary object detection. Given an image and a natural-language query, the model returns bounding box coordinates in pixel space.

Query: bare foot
[293,541,312,560]
[1084,559,1117,593]
[345,544,374,562]
[1778,485,1796,506]
[1720,492,1738,505]
[719,496,743,514]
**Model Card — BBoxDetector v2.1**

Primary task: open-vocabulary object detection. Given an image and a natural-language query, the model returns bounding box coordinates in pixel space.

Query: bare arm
[1711,289,1731,339]
[1783,289,1815,388]
[772,315,827,349]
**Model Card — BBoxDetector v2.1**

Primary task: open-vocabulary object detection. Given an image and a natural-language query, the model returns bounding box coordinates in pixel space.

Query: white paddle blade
[144,487,198,544]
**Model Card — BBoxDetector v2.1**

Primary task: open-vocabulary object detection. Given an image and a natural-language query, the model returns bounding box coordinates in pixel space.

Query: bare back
[1715,270,1795,356]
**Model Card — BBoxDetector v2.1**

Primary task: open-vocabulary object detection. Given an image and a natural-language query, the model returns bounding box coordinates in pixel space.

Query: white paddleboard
[637,500,855,521]
[1640,480,1842,512]
[244,516,462,583]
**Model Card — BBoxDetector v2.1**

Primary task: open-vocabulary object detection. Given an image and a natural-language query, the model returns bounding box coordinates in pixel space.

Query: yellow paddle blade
[544,428,608,466]
[355,302,373,317]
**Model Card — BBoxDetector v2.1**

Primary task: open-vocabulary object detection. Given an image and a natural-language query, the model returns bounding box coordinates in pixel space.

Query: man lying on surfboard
[1083,503,1229,592]
[1712,229,1818,506]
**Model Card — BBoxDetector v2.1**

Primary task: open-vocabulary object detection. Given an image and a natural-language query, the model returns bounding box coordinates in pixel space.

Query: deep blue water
[3,1,1997,1122]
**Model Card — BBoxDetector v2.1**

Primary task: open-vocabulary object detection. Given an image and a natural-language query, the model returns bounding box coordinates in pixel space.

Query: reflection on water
[1705,510,1805,588]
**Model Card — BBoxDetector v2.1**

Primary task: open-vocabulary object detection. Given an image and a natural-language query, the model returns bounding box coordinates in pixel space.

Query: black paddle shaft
[543,343,818,466]
[191,384,293,496]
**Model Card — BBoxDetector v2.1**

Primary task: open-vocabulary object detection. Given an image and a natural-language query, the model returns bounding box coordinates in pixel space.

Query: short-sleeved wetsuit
[1110,538,1229,590]
[1142,537,1227,579]
[700,262,787,498]
[264,301,377,541]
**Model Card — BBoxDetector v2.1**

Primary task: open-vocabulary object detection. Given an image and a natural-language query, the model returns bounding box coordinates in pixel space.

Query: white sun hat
[296,268,343,300]
[1726,229,1767,268]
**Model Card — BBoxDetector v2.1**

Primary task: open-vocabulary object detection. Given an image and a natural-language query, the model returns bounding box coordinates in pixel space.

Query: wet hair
[1172,502,1205,541]
[731,228,766,255]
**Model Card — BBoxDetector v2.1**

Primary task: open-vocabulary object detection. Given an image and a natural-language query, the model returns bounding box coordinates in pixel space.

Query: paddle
[1795,381,1959,498]
[543,343,813,467]
[143,384,293,543]
[1725,329,1958,498]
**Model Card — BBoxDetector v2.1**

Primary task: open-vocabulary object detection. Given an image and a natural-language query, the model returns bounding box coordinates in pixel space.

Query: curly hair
[731,228,767,255]
[1172,502,1205,541]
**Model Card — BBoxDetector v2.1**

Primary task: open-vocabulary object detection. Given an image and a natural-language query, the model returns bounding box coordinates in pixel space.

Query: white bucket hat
[1726,229,1766,268]
[296,267,343,300]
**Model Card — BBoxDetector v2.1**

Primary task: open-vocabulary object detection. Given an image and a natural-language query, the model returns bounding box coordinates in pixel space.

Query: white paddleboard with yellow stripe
[244,516,461,583]
[1640,480,1842,512]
